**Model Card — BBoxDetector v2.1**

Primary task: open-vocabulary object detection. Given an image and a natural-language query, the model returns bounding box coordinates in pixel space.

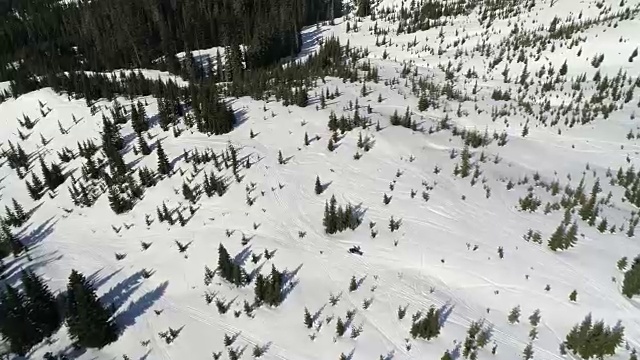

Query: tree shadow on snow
[101,270,145,311]
[231,105,248,129]
[438,302,455,327]
[117,281,169,331]
[233,246,253,266]
[297,26,327,60]
[0,250,63,288]
[88,267,123,290]
[17,216,58,248]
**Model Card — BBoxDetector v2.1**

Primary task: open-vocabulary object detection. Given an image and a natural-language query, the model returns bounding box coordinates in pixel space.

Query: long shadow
[101,270,145,311]
[117,281,168,331]
[0,250,63,288]
[17,216,58,248]
[230,104,248,129]
[169,152,186,170]
[233,246,252,266]
[438,302,455,327]
[88,267,123,290]
[295,26,327,61]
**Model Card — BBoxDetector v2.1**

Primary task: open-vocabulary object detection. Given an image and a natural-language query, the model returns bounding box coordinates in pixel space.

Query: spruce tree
[12,198,28,226]
[522,343,534,360]
[66,270,119,348]
[508,305,521,324]
[21,270,61,338]
[336,317,346,336]
[304,308,313,328]
[569,290,578,302]
[156,140,171,175]
[315,176,323,195]
[563,222,578,249]
[0,285,39,355]
[622,256,640,298]
[548,223,566,251]
[138,133,151,155]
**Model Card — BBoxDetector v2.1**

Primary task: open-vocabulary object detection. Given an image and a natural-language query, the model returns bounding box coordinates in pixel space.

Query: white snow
[1,0,640,359]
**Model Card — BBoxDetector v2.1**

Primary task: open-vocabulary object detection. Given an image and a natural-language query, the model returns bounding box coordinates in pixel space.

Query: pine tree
[508,305,521,324]
[522,343,534,360]
[327,137,335,152]
[21,270,61,338]
[529,309,541,327]
[304,132,310,146]
[548,223,566,251]
[336,317,346,336]
[0,285,39,355]
[562,288,575,302]
[349,275,358,292]
[278,150,285,165]
[622,256,640,298]
[138,133,151,155]
[26,172,45,200]
[315,176,323,195]
[156,140,171,175]
[12,198,28,226]
[66,270,119,348]
[563,221,578,249]
[356,0,371,17]
[1,222,25,256]
[304,308,313,328]
[410,306,441,340]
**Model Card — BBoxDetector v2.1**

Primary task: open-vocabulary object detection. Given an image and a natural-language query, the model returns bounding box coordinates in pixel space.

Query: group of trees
[0,271,61,355]
[0,269,118,356]
[563,314,624,359]
[323,195,362,234]
[1,0,342,79]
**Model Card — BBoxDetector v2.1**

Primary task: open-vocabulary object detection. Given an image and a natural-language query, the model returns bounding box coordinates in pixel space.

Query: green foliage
[410,306,441,340]
[622,255,640,298]
[66,270,119,348]
[564,314,624,359]
[254,265,285,306]
[323,195,362,234]
[217,244,248,287]
[156,140,171,175]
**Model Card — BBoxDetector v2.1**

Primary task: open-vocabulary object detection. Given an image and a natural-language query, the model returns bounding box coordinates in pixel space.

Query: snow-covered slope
[2,0,640,359]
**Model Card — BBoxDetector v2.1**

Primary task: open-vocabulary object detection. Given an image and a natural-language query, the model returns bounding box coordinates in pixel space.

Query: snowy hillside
[2,0,640,359]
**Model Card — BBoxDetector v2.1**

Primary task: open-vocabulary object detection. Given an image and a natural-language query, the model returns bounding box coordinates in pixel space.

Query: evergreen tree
[217,244,247,287]
[1,222,25,256]
[65,270,119,348]
[315,176,323,195]
[304,307,313,328]
[11,198,28,226]
[138,133,151,155]
[278,150,285,165]
[410,306,441,340]
[564,222,578,249]
[21,270,61,338]
[548,223,566,251]
[156,140,171,175]
[508,305,521,324]
[622,255,640,298]
[356,0,372,17]
[441,350,453,360]
[0,285,39,355]
[522,343,534,360]
[28,172,45,200]
[569,290,578,302]
[336,317,346,336]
